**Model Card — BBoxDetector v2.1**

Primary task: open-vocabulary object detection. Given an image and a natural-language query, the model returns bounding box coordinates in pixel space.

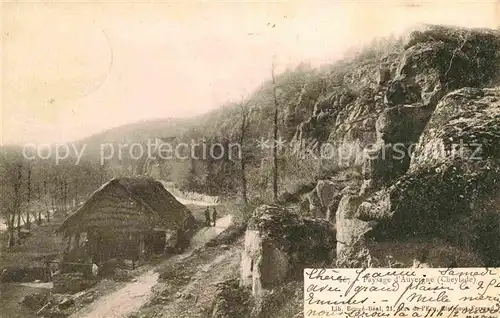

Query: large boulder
[388,25,500,107]
[304,178,361,222]
[314,180,343,221]
[410,87,500,170]
[306,190,323,218]
[240,205,336,296]
[335,194,376,267]
[315,180,340,212]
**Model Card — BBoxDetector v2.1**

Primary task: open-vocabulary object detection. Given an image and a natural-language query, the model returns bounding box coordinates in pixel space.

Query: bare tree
[74,176,79,208]
[63,179,68,215]
[36,182,42,225]
[58,177,64,215]
[52,177,60,215]
[51,196,56,219]
[99,162,107,184]
[7,206,16,247]
[238,98,251,206]
[8,163,24,244]
[44,180,51,222]
[16,164,23,238]
[271,56,279,202]
[10,164,23,246]
[9,164,23,246]
[26,164,32,229]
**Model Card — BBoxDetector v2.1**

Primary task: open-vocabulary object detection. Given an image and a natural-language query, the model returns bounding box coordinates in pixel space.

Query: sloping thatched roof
[56,177,194,234]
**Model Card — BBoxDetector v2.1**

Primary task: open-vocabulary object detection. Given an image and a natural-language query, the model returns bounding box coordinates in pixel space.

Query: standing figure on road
[212,207,217,227]
[204,207,211,227]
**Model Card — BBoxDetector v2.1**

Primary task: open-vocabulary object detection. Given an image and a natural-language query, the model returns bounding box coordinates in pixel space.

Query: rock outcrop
[301,174,361,221]
[335,195,376,267]
[240,205,335,296]
[291,25,500,267]
[347,87,500,267]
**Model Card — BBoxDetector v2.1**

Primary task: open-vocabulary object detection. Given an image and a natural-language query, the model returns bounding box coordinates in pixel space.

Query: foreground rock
[240,205,336,296]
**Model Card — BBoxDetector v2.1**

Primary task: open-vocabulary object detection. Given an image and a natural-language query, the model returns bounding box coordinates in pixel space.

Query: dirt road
[174,197,219,206]
[69,214,233,318]
[190,214,232,248]
[150,245,242,317]
[72,270,159,318]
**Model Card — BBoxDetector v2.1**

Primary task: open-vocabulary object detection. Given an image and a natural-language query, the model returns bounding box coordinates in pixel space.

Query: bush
[208,279,251,318]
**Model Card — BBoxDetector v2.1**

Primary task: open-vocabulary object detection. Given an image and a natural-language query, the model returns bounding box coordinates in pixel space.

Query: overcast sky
[2,0,499,145]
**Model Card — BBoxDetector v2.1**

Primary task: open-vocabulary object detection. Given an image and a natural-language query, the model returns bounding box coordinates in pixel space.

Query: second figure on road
[212,207,217,227]
[204,207,211,227]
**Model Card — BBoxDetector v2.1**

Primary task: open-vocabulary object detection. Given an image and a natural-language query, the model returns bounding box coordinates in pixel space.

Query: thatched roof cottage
[56,177,196,266]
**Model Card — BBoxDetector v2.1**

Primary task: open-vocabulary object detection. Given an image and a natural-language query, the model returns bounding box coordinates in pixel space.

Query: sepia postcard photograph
[1,1,500,317]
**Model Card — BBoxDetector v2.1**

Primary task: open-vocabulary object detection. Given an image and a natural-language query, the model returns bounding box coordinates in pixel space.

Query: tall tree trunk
[59,178,64,215]
[36,182,42,225]
[239,102,249,206]
[271,57,279,202]
[51,197,56,219]
[14,164,22,243]
[26,166,31,229]
[240,156,248,206]
[63,180,68,215]
[16,209,21,237]
[7,212,15,248]
[44,180,51,222]
[74,177,79,208]
[52,179,57,215]
[99,163,106,185]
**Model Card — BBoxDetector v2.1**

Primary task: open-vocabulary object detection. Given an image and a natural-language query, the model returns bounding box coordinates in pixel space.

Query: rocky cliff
[293,25,500,267]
